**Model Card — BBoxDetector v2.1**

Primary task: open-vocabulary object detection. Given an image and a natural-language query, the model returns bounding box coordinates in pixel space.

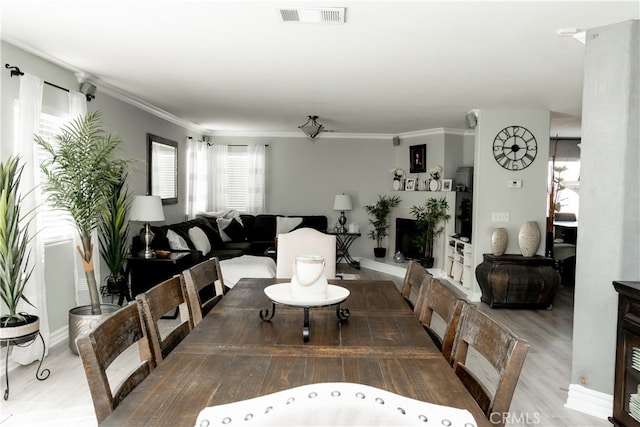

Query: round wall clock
[492,125,537,170]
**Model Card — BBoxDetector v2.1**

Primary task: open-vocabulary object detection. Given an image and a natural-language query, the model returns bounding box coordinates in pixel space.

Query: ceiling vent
[278,7,345,24]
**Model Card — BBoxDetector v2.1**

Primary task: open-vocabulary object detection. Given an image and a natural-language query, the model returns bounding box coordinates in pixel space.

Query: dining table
[101,278,491,426]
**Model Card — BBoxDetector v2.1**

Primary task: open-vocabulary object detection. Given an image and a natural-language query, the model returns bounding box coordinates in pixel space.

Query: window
[548,159,581,217]
[37,111,76,243]
[225,147,249,211]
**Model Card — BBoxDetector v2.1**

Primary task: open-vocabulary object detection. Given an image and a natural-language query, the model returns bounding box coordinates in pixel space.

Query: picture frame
[442,179,453,192]
[405,178,416,191]
[409,144,426,173]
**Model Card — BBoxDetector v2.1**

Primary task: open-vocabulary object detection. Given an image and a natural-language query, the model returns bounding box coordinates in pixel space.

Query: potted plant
[410,197,451,268]
[0,156,39,341]
[37,111,131,353]
[363,195,401,258]
[98,174,131,300]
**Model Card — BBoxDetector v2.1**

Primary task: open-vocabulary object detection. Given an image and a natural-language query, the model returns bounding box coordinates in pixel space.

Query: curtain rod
[187,137,268,147]
[5,63,95,101]
[6,64,70,93]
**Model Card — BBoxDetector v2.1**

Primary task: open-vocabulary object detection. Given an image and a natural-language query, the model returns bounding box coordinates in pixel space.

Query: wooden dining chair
[137,275,193,363]
[416,277,465,364]
[76,301,156,424]
[181,257,225,326]
[276,228,336,279]
[451,304,529,426]
[401,259,430,310]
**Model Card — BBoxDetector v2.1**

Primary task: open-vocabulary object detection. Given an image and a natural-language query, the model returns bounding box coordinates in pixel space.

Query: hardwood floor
[0,266,609,426]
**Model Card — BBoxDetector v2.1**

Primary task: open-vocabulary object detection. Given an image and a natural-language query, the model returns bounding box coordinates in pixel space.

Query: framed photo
[405,178,416,191]
[442,179,453,191]
[409,144,426,173]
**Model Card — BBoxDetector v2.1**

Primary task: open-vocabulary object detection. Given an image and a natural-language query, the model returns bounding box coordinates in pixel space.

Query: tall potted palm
[37,111,130,353]
[98,175,131,299]
[363,195,401,258]
[0,156,39,340]
[410,197,450,268]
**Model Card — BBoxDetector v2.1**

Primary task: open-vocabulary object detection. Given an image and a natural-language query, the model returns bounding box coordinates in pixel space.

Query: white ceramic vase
[518,221,541,257]
[491,228,508,256]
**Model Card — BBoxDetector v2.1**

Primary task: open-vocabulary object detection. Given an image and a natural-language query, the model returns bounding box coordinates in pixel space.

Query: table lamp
[129,195,165,258]
[333,194,352,233]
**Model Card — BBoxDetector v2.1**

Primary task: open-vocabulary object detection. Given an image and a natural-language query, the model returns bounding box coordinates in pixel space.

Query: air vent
[278,7,345,24]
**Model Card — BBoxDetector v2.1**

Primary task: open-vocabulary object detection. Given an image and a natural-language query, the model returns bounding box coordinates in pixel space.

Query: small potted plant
[0,156,39,340]
[98,174,131,300]
[363,195,401,258]
[410,197,450,268]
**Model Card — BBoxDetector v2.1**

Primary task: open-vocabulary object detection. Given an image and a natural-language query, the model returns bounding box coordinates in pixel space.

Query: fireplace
[395,218,422,260]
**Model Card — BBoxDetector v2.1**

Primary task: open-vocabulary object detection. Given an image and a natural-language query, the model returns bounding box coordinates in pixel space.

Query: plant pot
[373,247,387,258]
[68,304,121,355]
[0,314,40,341]
[418,257,435,268]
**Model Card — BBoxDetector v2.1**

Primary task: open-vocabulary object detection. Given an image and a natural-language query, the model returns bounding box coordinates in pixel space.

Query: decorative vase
[393,251,405,263]
[518,221,541,257]
[491,228,508,256]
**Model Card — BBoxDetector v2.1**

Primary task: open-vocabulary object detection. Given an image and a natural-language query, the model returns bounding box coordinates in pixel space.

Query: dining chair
[276,227,336,279]
[76,301,156,424]
[137,275,193,363]
[451,304,529,426]
[181,257,225,326]
[416,277,465,364]
[401,259,430,310]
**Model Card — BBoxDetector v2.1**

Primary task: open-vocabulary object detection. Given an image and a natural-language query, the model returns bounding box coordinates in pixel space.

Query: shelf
[446,237,473,290]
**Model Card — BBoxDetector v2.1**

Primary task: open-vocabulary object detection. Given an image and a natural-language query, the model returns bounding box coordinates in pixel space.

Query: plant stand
[1,330,50,400]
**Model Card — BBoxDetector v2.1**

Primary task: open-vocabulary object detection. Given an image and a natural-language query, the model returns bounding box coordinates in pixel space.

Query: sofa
[129,214,328,293]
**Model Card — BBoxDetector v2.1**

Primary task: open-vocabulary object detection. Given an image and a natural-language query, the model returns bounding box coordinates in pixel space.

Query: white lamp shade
[333,194,353,211]
[129,195,165,222]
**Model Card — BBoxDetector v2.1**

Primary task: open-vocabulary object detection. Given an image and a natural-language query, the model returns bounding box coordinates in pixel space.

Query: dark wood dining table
[101,278,491,426]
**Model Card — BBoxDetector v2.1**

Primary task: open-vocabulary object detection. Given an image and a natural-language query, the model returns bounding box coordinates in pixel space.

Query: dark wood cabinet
[612,281,640,426]
[126,251,193,298]
[475,254,560,308]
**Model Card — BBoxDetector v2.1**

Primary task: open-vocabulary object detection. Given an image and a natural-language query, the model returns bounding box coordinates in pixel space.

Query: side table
[127,251,192,298]
[475,253,560,309]
[326,231,361,269]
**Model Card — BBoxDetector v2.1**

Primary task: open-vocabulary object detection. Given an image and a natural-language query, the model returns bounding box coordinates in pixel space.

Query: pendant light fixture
[298,115,324,139]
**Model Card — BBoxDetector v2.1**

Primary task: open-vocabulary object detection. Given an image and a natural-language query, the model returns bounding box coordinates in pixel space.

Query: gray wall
[572,19,639,395]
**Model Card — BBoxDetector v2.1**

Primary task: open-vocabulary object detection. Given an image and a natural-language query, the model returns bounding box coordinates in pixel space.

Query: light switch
[491,212,510,222]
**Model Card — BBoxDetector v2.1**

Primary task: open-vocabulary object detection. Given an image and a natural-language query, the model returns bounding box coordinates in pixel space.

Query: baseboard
[50,325,69,348]
[564,383,612,419]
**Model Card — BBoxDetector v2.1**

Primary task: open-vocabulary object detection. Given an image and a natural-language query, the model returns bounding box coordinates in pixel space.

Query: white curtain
[210,144,229,212]
[246,145,265,214]
[11,73,48,365]
[67,92,93,306]
[185,137,209,219]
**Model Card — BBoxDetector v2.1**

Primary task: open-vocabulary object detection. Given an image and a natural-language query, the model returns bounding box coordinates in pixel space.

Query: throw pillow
[166,229,190,250]
[276,216,303,237]
[188,226,211,255]
[216,217,247,242]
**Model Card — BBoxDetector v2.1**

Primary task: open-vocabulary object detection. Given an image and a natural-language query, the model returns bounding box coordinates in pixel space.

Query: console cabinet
[612,281,640,426]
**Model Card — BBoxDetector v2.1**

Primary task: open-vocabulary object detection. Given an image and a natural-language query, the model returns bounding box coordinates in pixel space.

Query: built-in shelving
[446,237,473,291]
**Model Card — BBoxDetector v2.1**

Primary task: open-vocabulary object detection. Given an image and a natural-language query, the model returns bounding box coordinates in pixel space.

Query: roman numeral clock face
[492,125,537,170]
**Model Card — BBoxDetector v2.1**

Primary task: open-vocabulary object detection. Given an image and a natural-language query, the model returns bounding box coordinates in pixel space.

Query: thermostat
[508,180,523,189]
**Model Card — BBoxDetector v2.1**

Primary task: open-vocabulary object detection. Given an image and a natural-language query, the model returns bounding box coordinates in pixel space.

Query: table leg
[303,307,310,342]
[260,302,276,321]
[336,304,350,321]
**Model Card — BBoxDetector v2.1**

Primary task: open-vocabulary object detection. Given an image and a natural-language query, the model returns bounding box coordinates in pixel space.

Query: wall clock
[492,125,537,170]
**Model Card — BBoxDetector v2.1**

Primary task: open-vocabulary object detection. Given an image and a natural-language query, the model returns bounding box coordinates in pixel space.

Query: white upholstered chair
[276,228,336,279]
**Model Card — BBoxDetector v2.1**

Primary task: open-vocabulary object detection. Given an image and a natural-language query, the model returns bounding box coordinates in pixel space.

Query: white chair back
[276,228,336,279]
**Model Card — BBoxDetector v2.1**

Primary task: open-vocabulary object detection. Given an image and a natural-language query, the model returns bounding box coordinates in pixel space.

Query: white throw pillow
[276,217,303,237]
[188,226,211,255]
[216,217,234,242]
[166,229,190,250]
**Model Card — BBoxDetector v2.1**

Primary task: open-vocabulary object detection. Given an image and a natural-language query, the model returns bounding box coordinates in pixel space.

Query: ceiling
[2,1,638,138]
